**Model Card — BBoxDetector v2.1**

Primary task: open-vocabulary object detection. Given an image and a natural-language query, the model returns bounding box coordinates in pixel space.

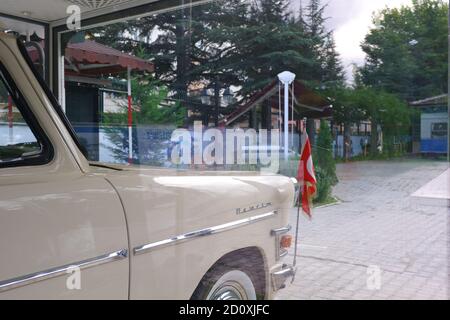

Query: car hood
[97,164,293,229]
[99,164,296,211]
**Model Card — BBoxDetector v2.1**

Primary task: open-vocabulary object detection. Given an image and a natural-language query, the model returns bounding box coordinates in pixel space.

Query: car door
[0,36,129,299]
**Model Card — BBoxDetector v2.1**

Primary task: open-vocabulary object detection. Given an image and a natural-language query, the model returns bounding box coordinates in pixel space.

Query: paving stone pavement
[276,159,449,300]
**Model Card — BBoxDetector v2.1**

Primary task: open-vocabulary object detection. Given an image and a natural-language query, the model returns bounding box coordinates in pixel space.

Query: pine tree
[305,0,328,78]
[91,1,249,125]
[322,33,345,86]
[297,0,307,30]
[235,0,313,96]
[257,0,290,22]
[86,0,344,126]
[305,0,328,41]
[303,0,344,87]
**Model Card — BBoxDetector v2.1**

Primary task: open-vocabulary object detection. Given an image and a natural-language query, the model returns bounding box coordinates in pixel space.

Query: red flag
[297,133,317,218]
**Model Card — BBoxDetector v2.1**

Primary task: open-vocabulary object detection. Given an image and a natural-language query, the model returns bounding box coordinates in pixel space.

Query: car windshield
[18,39,90,159]
[8,0,449,301]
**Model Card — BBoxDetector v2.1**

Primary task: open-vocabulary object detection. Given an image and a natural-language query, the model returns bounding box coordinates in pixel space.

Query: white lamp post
[277,71,296,160]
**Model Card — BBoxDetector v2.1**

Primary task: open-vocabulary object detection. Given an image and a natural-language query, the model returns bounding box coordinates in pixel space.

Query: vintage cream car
[0,31,295,300]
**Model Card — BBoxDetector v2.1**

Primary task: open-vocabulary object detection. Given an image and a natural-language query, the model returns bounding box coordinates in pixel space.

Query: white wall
[421,113,447,139]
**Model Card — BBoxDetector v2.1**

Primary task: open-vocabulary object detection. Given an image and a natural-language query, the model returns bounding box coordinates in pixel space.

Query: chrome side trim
[271,225,292,236]
[134,210,278,256]
[0,249,128,293]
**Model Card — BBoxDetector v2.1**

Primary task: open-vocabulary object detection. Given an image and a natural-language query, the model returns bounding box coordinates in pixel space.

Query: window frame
[0,12,50,83]
[51,0,207,100]
[0,63,54,168]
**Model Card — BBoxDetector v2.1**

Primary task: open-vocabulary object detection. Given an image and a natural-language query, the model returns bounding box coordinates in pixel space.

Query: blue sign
[421,139,447,153]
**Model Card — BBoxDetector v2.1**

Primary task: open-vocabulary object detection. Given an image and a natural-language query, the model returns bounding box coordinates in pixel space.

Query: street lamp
[222,88,234,106]
[200,89,212,106]
[200,86,234,126]
[278,71,296,160]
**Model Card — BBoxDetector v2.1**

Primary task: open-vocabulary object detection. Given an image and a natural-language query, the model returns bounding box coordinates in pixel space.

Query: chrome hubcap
[209,282,247,300]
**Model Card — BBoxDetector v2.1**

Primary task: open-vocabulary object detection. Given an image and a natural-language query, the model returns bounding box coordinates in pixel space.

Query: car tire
[192,268,257,300]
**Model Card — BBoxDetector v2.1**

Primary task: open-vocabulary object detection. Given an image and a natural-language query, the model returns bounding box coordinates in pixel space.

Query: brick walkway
[276,159,449,300]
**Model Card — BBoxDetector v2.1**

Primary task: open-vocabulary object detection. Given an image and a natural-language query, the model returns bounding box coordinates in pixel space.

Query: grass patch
[295,195,340,209]
[314,196,340,208]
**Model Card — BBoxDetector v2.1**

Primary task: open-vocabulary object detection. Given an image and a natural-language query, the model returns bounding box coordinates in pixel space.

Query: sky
[292,0,416,82]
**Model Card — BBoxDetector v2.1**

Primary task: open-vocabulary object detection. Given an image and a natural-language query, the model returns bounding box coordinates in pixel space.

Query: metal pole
[127,66,133,164]
[293,193,301,268]
[284,82,289,160]
[278,71,296,159]
[292,118,306,273]
[291,82,295,153]
[278,83,282,146]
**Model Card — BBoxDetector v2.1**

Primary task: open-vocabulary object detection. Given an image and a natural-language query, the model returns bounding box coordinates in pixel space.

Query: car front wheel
[205,270,257,300]
[192,268,258,300]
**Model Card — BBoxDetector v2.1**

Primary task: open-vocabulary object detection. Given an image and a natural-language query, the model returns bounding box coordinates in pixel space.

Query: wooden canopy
[64,40,154,77]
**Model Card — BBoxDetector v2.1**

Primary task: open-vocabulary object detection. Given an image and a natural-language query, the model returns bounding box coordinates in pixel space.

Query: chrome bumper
[271,264,296,291]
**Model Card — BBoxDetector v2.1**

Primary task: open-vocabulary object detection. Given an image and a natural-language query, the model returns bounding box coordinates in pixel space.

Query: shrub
[312,120,338,203]
[314,166,333,204]
[315,120,338,186]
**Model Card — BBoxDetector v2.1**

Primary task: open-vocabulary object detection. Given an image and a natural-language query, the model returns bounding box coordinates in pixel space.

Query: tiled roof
[66,40,154,72]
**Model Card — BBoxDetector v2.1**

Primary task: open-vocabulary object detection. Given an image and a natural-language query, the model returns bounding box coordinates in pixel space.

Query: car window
[0,65,51,167]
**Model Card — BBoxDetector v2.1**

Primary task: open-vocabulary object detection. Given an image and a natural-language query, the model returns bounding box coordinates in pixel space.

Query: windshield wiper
[89,162,123,171]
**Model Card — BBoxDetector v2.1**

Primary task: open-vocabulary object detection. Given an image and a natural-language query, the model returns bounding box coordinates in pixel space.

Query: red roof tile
[66,40,154,73]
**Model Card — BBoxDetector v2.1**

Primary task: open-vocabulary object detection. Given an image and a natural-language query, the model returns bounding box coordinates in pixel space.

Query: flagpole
[292,118,307,271]
[293,186,302,268]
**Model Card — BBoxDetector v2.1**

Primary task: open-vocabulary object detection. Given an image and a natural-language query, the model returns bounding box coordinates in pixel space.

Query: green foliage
[312,120,337,203]
[315,120,338,185]
[133,80,186,127]
[90,0,345,116]
[358,0,448,101]
[102,79,185,127]
[235,1,315,96]
[313,166,333,204]
[0,80,8,101]
[323,0,442,160]
[326,86,366,126]
[328,85,411,157]
[350,88,411,135]
[304,0,345,87]
[329,86,411,134]
[101,78,185,165]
